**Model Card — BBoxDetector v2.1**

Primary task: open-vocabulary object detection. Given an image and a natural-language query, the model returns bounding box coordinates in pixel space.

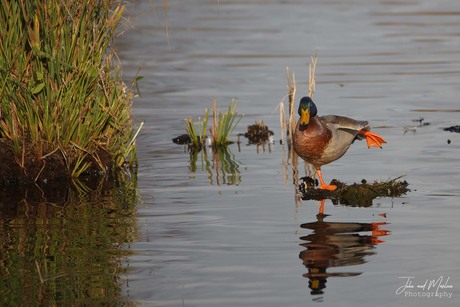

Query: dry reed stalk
[279,101,286,145]
[279,100,289,184]
[308,53,318,97]
[286,67,296,141]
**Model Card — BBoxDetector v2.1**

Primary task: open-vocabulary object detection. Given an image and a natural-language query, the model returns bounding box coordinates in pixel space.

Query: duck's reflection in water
[299,207,389,298]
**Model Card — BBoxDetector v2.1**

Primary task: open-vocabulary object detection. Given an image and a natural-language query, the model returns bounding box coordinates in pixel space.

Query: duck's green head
[298,96,317,127]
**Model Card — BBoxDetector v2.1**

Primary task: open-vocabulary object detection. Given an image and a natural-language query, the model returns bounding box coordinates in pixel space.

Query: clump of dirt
[298,176,410,207]
[0,138,114,185]
[243,121,274,144]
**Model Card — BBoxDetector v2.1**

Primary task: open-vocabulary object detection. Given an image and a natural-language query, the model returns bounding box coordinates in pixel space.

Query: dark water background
[2,0,460,306]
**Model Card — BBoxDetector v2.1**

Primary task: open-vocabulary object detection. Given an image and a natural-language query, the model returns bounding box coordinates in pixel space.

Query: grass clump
[210,99,242,146]
[184,99,242,149]
[0,0,140,182]
[185,108,209,148]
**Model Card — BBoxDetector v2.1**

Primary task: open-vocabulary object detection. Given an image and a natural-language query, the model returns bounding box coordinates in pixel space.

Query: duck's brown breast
[293,117,332,168]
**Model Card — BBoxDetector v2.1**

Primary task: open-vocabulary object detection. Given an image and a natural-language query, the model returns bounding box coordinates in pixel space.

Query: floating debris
[412,117,430,127]
[299,176,410,207]
[403,126,417,134]
[404,117,431,134]
[243,121,274,144]
[443,125,460,133]
[172,134,193,145]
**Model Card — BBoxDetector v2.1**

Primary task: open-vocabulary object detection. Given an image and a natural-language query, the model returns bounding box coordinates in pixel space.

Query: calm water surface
[116,0,460,306]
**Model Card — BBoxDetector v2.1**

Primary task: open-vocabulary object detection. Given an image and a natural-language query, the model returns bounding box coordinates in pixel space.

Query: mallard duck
[293,96,386,191]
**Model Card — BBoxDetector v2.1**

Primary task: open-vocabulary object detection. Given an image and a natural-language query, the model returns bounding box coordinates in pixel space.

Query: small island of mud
[299,176,410,207]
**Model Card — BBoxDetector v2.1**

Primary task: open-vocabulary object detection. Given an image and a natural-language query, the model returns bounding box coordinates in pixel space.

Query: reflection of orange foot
[318,199,326,215]
[371,238,385,244]
[359,130,387,148]
[371,222,391,243]
[371,237,385,245]
[316,169,337,191]
[372,229,391,237]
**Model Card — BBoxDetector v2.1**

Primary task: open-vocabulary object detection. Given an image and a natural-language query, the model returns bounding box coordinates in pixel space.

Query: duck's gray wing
[320,115,369,132]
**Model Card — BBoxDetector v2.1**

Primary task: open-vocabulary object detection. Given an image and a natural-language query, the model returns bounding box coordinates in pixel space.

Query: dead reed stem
[279,101,286,145]
[308,53,317,97]
[286,66,296,143]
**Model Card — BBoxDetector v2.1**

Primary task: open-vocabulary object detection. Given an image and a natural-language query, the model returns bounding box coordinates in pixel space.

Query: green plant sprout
[185,99,242,149]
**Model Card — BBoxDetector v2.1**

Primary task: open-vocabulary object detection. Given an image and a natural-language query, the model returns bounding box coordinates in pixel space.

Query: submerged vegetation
[184,99,242,149]
[185,108,209,148]
[0,0,140,183]
[179,99,243,185]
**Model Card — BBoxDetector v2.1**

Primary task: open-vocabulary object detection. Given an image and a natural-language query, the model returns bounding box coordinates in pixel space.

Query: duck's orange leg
[316,169,337,191]
[358,130,387,149]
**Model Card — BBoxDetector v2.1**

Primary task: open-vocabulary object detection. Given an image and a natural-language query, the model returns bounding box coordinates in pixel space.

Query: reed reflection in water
[299,206,389,300]
[189,146,241,186]
[0,174,139,306]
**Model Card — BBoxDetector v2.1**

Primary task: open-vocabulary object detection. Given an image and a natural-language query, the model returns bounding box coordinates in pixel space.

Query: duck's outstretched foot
[359,130,387,148]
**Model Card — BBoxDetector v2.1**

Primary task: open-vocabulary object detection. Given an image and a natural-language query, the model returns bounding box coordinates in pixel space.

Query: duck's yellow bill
[300,108,310,125]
